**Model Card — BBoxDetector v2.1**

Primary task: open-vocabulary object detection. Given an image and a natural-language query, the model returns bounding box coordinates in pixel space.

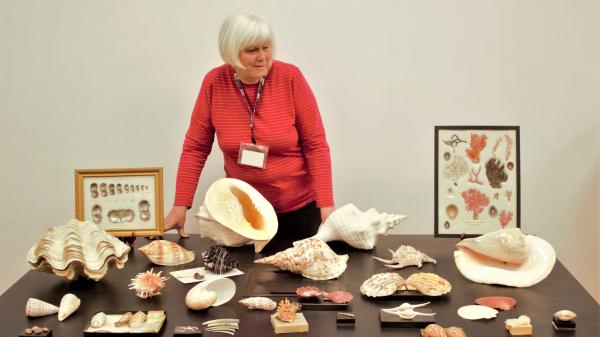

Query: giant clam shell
[455,228,530,265]
[58,293,80,321]
[454,232,556,287]
[254,238,348,280]
[313,203,407,250]
[195,178,278,253]
[360,272,405,297]
[27,219,130,281]
[138,240,195,266]
[406,273,452,296]
[25,298,59,317]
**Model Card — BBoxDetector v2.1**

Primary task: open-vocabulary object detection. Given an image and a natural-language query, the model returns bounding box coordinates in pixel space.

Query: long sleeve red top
[174,60,334,213]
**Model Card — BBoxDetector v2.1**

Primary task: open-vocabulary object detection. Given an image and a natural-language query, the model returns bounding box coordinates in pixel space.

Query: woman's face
[236,42,272,83]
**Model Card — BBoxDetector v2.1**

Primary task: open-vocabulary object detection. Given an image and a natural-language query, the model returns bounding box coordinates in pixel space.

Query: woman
[164,12,334,244]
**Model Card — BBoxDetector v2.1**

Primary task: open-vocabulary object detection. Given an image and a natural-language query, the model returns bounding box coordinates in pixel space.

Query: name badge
[238,142,269,169]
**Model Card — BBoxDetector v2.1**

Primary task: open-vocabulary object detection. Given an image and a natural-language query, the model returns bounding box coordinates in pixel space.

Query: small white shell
[58,293,81,321]
[239,297,277,310]
[25,298,59,317]
[457,305,498,320]
[90,312,106,328]
[360,272,405,297]
[554,310,576,321]
[505,315,531,327]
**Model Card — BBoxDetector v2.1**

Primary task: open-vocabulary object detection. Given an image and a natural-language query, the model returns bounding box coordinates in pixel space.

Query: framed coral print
[434,126,520,237]
[75,167,164,237]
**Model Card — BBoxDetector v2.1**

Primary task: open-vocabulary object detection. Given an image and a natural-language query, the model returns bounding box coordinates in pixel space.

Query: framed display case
[75,167,164,237]
[434,126,520,237]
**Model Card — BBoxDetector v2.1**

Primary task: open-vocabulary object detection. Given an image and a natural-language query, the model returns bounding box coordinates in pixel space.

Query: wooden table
[2,235,598,336]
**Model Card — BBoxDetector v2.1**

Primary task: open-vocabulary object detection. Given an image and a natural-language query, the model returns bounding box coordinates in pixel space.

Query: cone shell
[25,298,59,317]
[254,238,348,280]
[138,240,195,266]
[360,272,405,297]
[27,219,130,280]
[406,273,452,296]
[239,297,277,310]
[58,293,81,321]
[455,228,530,265]
[313,203,407,249]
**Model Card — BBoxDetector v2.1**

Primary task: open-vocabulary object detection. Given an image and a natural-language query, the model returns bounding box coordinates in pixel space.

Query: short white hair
[218,12,274,69]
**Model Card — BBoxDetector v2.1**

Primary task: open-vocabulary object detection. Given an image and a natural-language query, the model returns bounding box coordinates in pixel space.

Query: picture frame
[434,126,520,237]
[75,167,164,237]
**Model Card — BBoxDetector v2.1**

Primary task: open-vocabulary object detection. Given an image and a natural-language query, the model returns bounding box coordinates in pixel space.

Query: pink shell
[323,291,353,304]
[475,296,517,311]
[296,286,323,299]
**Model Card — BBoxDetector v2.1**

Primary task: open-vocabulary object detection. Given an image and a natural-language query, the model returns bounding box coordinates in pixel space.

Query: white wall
[1,0,598,302]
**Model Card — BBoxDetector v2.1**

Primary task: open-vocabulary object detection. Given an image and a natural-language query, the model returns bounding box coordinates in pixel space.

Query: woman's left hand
[320,206,334,222]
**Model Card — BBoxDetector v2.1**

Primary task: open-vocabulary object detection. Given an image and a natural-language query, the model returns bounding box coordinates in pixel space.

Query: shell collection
[196,178,278,253]
[27,219,130,281]
[312,203,407,249]
[373,245,437,269]
[275,298,301,322]
[128,268,168,299]
[239,297,277,310]
[138,240,195,266]
[202,245,238,274]
[254,238,348,280]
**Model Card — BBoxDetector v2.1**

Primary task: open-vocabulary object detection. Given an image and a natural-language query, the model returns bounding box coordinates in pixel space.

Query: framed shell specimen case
[75,167,164,237]
[434,126,520,237]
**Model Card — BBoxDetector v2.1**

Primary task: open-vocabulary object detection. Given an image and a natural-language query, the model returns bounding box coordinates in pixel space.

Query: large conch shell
[138,240,195,266]
[454,229,556,287]
[27,219,130,280]
[254,238,348,280]
[456,228,530,265]
[195,178,278,253]
[313,203,407,249]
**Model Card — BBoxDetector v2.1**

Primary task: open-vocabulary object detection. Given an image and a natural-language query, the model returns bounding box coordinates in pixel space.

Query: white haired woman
[164,12,334,246]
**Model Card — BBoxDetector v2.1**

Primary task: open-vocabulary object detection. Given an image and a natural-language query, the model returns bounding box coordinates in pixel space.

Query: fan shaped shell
[27,219,130,281]
[138,240,195,266]
[360,272,405,297]
[254,238,348,280]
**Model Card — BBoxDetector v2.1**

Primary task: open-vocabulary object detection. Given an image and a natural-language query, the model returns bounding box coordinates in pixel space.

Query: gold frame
[75,167,164,237]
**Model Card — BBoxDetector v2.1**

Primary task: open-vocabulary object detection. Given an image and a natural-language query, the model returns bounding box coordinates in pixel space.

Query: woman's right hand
[163,206,189,238]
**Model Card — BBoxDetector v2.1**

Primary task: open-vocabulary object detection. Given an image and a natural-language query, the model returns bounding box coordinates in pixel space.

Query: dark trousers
[263,201,321,252]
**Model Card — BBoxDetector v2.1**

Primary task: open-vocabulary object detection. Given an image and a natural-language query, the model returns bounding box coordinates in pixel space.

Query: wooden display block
[270,313,309,334]
[505,323,533,336]
[552,317,576,331]
[379,309,436,328]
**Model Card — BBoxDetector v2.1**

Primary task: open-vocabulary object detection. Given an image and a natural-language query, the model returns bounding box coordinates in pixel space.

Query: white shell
[553,310,576,321]
[505,315,531,327]
[457,305,498,320]
[373,245,436,269]
[254,238,348,280]
[454,235,556,287]
[195,178,278,253]
[138,240,195,266]
[25,298,59,317]
[27,219,130,280]
[360,272,405,297]
[455,228,530,265]
[381,302,435,319]
[313,204,407,249]
[239,297,277,310]
[58,293,81,321]
[185,278,236,310]
[90,312,107,328]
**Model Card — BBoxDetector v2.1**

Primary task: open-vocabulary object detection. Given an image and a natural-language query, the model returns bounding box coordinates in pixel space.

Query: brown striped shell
[138,240,195,266]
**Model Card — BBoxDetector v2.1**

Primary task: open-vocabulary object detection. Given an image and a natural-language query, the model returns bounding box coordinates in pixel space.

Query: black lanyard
[234,72,265,144]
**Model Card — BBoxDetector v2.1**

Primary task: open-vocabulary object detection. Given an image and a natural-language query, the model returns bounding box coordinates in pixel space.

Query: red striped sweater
[174,60,334,213]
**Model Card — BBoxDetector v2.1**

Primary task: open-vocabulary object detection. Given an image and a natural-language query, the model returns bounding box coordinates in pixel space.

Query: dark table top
[2,235,598,336]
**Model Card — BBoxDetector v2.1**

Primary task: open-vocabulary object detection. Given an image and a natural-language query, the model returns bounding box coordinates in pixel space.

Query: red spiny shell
[324,291,353,304]
[295,286,323,299]
[475,296,517,311]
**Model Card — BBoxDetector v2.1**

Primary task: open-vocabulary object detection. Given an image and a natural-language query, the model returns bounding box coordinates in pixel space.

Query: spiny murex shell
[406,273,452,296]
[360,272,405,297]
[456,228,530,265]
[254,238,348,280]
[58,293,80,321]
[128,268,168,299]
[202,245,238,274]
[373,245,436,269]
[313,203,407,249]
[239,297,277,310]
[25,298,59,317]
[27,219,130,281]
[138,240,195,266]
[195,178,278,253]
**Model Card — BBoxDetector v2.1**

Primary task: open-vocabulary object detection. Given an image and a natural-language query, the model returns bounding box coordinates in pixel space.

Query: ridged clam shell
[129,311,147,328]
[406,273,452,296]
[455,228,530,265]
[360,272,405,297]
[373,245,436,269]
[313,203,407,250]
[138,240,195,266]
[185,286,217,310]
[239,297,277,310]
[58,293,81,321]
[25,298,59,317]
[254,238,348,280]
[27,219,130,281]
[90,312,106,328]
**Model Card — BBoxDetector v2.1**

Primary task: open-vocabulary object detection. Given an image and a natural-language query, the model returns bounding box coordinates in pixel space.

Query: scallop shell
[254,238,348,280]
[553,310,576,321]
[360,272,405,297]
[457,305,498,320]
[128,268,168,299]
[195,178,278,253]
[373,245,437,269]
[25,298,59,317]
[115,312,132,327]
[138,240,195,266]
[129,311,147,328]
[90,312,107,328]
[421,324,447,337]
[475,296,517,311]
[406,273,452,296]
[313,203,407,250]
[58,293,80,321]
[323,291,353,304]
[455,228,530,265]
[239,297,277,310]
[201,245,238,274]
[445,327,467,337]
[27,219,130,281]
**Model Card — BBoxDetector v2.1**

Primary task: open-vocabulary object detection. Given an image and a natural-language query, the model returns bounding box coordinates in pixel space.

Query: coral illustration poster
[434,126,520,237]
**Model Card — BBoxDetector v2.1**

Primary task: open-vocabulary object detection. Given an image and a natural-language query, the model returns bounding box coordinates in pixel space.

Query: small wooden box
[505,323,533,336]
[270,313,309,334]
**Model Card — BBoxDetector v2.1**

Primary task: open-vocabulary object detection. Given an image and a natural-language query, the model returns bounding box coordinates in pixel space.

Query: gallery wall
[1,0,598,302]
